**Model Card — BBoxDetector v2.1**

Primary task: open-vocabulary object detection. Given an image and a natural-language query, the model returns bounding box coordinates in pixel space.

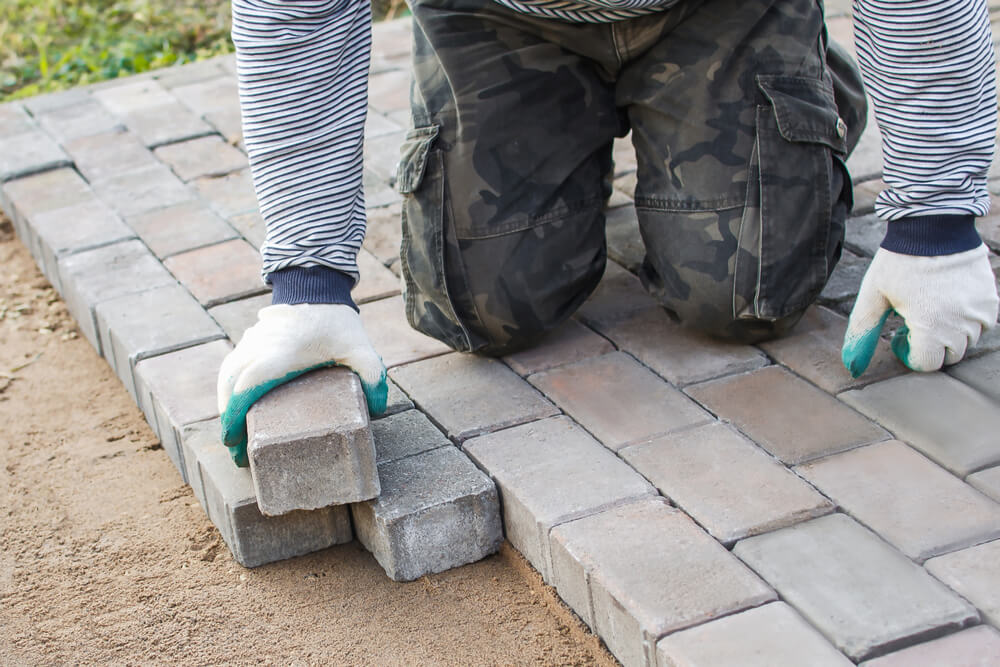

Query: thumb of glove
[842,277,892,379]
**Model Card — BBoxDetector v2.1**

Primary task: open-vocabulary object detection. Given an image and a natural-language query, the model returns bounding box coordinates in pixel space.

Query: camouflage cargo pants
[396,0,867,354]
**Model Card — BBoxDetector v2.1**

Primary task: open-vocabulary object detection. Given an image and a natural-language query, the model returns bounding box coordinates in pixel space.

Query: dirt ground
[0,215,616,667]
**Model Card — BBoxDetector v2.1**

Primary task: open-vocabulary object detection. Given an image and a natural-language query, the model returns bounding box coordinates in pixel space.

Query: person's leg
[399,0,625,354]
[619,0,867,342]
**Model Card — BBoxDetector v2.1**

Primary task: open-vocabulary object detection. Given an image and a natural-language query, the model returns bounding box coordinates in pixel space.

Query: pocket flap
[396,125,440,194]
[757,74,847,154]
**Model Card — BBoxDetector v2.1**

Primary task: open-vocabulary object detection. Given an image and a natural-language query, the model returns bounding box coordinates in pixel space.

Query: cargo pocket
[733,74,850,321]
[396,125,473,352]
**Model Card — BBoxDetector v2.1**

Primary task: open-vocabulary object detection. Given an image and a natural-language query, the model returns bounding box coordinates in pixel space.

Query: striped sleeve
[231,0,371,288]
[852,0,998,241]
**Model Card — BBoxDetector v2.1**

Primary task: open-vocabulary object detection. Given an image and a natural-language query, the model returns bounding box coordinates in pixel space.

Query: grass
[1,0,409,102]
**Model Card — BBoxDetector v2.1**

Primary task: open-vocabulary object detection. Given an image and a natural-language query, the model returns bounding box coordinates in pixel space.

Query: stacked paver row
[4,12,1000,665]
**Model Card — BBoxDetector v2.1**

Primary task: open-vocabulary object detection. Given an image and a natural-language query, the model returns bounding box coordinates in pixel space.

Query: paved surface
[4,6,1000,665]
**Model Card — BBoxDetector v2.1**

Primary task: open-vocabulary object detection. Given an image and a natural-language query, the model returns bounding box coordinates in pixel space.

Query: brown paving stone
[367,69,412,113]
[687,365,886,464]
[354,248,400,304]
[203,109,244,149]
[191,169,259,219]
[154,135,248,181]
[228,210,265,249]
[127,201,238,259]
[798,440,1000,562]
[576,261,659,329]
[946,349,1000,403]
[359,295,452,368]
[207,292,272,343]
[389,352,558,441]
[503,318,614,376]
[529,352,711,451]
[595,307,768,386]
[968,465,1000,503]
[164,239,266,307]
[62,128,159,182]
[758,305,905,394]
[605,204,645,273]
[924,539,1000,627]
[839,372,1000,476]
[859,626,1000,667]
[550,498,775,667]
[91,164,196,217]
[362,202,402,269]
[622,422,833,544]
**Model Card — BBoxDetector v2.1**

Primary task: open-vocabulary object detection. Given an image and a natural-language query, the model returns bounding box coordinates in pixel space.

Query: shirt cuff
[268,266,358,311]
[880,214,982,256]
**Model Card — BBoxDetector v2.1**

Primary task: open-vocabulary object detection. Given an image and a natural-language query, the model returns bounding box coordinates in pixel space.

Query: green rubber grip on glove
[841,309,892,379]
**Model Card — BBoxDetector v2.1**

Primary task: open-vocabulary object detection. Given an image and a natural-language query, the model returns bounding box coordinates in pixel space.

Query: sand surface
[0,216,616,666]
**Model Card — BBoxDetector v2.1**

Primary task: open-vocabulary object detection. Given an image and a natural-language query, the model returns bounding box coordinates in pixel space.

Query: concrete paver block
[925,539,1000,628]
[844,212,888,258]
[351,446,503,582]
[190,169,259,219]
[360,295,452,368]
[605,204,644,272]
[968,465,1000,503]
[947,349,1000,403]
[34,98,123,144]
[0,103,35,136]
[758,306,903,394]
[95,284,225,400]
[134,339,232,479]
[687,366,886,464]
[92,78,177,115]
[852,178,886,216]
[797,440,1000,562]
[154,135,248,181]
[390,353,558,441]
[207,292,272,342]
[163,239,266,306]
[362,202,402,268]
[228,210,265,249]
[56,239,178,352]
[370,408,450,465]
[550,498,775,667]
[127,201,238,259]
[593,307,769,386]
[182,419,353,568]
[2,168,94,249]
[576,261,659,329]
[62,128,159,182]
[733,513,979,661]
[464,416,656,581]
[91,164,196,217]
[622,422,833,544]
[153,60,227,90]
[122,104,214,147]
[381,378,414,418]
[530,352,712,450]
[172,76,240,117]
[367,70,412,114]
[859,626,1000,667]
[0,130,71,182]
[819,249,870,303]
[839,372,1000,476]
[503,318,614,376]
[656,602,853,667]
[246,368,380,516]
[354,248,400,304]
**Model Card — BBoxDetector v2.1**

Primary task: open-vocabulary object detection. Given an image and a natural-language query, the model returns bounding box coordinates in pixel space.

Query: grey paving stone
[390,353,558,441]
[605,204,645,273]
[0,130,71,182]
[91,164,196,217]
[464,416,656,582]
[361,202,401,269]
[845,102,884,182]
[247,368,379,516]
[925,540,1000,628]
[56,239,178,352]
[95,284,225,401]
[606,187,633,209]
[529,352,707,450]
[1,167,94,248]
[612,134,637,176]
[733,513,978,662]
[18,89,89,116]
[503,318,614,376]
[33,98,123,144]
[134,339,232,479]
[163,239,266,307]
[227,210,265,249]
[153,60,228,89]
[355,248,400,304]
[203,109,244,150]
[359,295,452,368]
[839,372,1000,476]
[208,292,272,342]
[844,212,887,258]
[370,409,450,465]
[92,79,177,115]
[154,135,248,182]
[947,349,1000,403]
[975,194,1000,253]
[687,366,886,464]
[859,626,1000,667]
[367,70,411,114]
[593,307,769,386]
[190,169,259,219]
[820,249,870,303]
[0,103,37,136]
[123,104,214,147]
[351,446,503,582]
[127,201,238,259]
[381,379,413,418]
[622,422,833,545]
[576,261,659,329]
[852,178,886,215]
[550,498,775,667]
[657,602,853,667]
[62,128,159,182]
[798,440,1000,562]
[968,466,1000,503]
[363,167,402,209]
[758,305,905,394]
[364,130,407,181]
[182,418,353,569]
[366,109,403,138]
[172,76,240,118]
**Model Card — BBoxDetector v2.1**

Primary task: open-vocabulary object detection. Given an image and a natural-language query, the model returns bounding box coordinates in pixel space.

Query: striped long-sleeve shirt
[231,0,997,306]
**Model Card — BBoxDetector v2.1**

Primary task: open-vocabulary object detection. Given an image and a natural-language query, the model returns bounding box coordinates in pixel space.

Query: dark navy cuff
[880,214,981,256]
[268,266,357,311]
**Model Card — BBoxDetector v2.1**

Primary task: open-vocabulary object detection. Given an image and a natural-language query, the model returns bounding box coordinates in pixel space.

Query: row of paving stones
[5,15,1000,666]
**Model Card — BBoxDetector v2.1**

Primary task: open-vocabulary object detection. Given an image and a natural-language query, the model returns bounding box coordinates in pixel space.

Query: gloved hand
[217,303,388,467]
[842,244,999,378]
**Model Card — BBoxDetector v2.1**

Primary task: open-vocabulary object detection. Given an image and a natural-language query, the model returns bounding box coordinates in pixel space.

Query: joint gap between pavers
[858,614,981,663]
[0,160,74,185]
[40,235,139,263]
[146,129,217,151]
[129,331,229,367]
[202,286,271,309]
[156,232,242,261]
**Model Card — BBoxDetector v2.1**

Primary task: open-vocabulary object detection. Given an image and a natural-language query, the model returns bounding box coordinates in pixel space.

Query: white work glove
[217,303,387,467]
[842,244,999,377]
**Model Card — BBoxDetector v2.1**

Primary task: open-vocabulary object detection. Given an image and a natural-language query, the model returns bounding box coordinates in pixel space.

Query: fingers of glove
[843,284,892,378]
[336,344,388,417]
[890,325,946,372]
